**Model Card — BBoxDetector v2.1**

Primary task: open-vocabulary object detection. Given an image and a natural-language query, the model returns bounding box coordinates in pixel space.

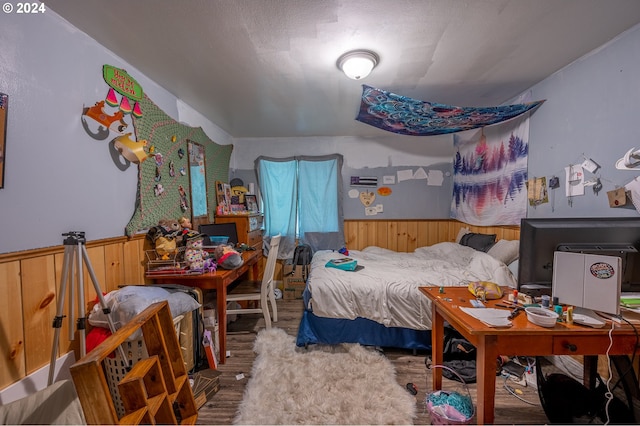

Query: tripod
[48,231,127,385]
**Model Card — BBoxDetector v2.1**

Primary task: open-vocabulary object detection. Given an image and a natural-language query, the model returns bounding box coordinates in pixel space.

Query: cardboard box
[192,369,221,408]
[282,261,307,299]
[283,278,305,300]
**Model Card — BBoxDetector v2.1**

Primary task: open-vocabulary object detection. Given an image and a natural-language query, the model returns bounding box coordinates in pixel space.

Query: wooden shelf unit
[216,213,263,251]
[69,301,197,425]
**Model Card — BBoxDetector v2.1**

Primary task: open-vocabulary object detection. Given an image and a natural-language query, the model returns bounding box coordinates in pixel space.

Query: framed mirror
[187,140,209,227]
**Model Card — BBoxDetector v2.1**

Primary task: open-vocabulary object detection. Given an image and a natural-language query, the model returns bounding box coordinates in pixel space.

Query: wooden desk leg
[476,335,498,425]
[250,259,260,281]
[431,307,445,391]
[217,285,227,365]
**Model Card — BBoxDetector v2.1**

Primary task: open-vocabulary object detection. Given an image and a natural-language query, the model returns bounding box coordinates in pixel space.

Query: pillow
[455,227,470,243]
[89,286,201,330]
[459,232,496,252]
[487,239,520,265]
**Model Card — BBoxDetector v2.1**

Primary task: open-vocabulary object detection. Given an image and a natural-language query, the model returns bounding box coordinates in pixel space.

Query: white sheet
[307,242,517,330]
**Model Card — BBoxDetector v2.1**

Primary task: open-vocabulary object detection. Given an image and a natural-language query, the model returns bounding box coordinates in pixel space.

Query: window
[255,154,344,258]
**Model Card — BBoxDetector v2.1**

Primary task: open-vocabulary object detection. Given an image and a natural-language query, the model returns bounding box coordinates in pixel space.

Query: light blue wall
[525,24,640,218]
[0,10,229,253]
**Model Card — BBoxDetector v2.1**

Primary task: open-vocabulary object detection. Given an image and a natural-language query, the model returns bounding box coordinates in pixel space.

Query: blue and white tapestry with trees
[450,115,529,226]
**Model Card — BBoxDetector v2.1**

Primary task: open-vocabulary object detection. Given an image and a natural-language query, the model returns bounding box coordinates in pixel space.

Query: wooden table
[420,286,639,425]
[148,249,262,364]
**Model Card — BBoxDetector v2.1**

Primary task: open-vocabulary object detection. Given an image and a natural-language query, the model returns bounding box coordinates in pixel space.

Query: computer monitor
[518,217,640,294]
[198,223,239,246]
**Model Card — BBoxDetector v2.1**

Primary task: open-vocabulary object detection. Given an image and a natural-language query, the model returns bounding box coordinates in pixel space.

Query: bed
[296,237,519,350]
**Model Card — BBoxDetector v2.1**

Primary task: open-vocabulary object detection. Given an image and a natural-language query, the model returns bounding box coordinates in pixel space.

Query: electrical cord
[603,319,615,426]
[501,373,537,405]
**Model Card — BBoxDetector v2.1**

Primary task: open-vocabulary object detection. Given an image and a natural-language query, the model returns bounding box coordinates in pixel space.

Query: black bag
[536,359,634,424]
[288,244,313,281]
[440,324,478,383]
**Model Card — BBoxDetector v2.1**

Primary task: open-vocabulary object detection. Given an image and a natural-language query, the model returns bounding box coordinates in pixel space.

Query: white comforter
[306,242,517,330]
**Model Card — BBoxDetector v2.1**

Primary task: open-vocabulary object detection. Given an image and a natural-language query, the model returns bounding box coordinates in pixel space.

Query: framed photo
[0,93,7,189]
[245,194,258,213]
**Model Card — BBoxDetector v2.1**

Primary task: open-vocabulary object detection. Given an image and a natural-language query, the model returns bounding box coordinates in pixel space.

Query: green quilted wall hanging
[124,95,232,236]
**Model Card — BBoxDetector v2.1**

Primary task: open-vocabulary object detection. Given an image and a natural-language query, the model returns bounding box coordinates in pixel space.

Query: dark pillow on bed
[459,233,497,252]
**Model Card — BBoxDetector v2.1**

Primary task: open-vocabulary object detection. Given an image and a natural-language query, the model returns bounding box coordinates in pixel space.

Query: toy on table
[185,234,215,272]
[214,245,244,270]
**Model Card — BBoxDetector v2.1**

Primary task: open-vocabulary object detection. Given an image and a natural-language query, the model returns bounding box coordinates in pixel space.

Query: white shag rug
[233,328,416,425]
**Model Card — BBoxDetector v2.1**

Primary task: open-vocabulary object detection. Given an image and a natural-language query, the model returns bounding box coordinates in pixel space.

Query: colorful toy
[214,245,244,270]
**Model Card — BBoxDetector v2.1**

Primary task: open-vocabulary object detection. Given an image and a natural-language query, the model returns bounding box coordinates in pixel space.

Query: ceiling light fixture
[337,50,379,80]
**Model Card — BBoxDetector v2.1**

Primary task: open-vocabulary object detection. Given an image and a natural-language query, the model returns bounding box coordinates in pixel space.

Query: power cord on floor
[501,372,537,406]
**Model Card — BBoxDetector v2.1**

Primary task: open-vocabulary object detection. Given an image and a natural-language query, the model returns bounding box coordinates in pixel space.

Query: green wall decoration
[125,95,232,236]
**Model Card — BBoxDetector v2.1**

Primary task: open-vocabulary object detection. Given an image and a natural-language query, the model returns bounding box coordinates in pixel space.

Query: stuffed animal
[214,245,244,270]
[155,236,177,260]
[185,234,208,271]
[151,218,182,259]
[158,218,181,234]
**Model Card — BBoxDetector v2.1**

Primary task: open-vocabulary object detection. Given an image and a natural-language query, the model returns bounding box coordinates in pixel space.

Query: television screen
[518,217,640,294]
[198,223,239,246]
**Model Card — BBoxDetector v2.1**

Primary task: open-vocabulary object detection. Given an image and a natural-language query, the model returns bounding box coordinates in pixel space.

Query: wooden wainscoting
[0,219,518,392]
[0,235,149,391]
[344,219,520,251]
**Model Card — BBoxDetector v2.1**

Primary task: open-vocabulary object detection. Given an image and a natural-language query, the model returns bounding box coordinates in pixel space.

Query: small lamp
[337,50,379,80]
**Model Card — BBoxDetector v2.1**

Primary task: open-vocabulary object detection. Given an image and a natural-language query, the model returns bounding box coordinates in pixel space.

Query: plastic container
[525,307,558,327]
[208,236,229,246]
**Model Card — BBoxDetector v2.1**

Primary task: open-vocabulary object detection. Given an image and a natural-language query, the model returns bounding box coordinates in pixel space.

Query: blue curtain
[256,154,344,259]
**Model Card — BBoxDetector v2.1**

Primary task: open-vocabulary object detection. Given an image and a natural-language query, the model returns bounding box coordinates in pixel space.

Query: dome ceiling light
[336,50,379,80]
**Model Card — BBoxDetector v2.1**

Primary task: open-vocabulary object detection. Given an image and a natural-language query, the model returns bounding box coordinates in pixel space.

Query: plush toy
[214,245,244,270]
[185,234,208,271]
[149,218,182,259]
[155,236,177,260]
[158,218,181,234]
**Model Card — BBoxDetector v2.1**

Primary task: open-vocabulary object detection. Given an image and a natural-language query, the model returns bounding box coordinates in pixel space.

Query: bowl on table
[525,307,559,327]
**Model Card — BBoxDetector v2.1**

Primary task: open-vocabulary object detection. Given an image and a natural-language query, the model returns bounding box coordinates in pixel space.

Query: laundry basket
[426,364,475,425]
[102,314,183,418]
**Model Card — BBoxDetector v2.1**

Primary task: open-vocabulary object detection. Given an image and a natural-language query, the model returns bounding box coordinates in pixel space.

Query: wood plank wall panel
[0,261,25,388]
[21,256,57,374]
[344,219,519,251]
[104,242,125,293]
[123,238,146,284]
[0,221,519,391]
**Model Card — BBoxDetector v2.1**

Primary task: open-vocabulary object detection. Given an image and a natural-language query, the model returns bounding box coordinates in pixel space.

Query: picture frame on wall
[245,194,258,213]
[0,93,7,189]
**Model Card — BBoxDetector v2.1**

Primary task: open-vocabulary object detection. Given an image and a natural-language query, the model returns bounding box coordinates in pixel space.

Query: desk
[148,249,262,364]
[420,286,639,425]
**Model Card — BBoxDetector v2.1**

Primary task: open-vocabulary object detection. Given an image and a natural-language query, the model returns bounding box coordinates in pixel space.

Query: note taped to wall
[427,170,444,186]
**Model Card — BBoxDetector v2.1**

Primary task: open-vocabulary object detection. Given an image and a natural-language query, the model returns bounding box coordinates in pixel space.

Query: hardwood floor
[196,298,550,425]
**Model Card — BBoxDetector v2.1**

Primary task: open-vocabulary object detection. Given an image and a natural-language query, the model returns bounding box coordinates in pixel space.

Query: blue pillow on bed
[459,233,496,252]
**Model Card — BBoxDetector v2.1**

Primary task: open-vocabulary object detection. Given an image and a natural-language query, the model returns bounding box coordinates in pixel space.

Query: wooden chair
[227,234,281,329]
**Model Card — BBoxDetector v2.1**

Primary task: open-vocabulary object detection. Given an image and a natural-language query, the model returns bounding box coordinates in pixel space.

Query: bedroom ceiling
[48,0,640,139]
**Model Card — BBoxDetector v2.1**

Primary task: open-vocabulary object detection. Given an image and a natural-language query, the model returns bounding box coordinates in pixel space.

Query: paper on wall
[383,175,395,185]
[413,167,428,180]
[625,176,640,214]
[397,169,413,182]
[427,170,444,186]
[565,164,584,197]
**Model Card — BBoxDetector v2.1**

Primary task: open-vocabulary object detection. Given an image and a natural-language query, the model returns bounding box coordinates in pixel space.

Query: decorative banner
[356,85,544,136]
[102,65,143,100]
[450,116,530,226]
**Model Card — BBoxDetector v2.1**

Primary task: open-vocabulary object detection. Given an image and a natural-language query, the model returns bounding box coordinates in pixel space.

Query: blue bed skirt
[295,309,432,350]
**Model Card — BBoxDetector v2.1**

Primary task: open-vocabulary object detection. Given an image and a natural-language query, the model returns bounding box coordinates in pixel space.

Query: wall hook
[615,147,640,170]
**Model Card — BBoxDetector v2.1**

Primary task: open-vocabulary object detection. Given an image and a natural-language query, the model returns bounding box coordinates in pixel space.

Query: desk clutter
[145,217,248,275]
